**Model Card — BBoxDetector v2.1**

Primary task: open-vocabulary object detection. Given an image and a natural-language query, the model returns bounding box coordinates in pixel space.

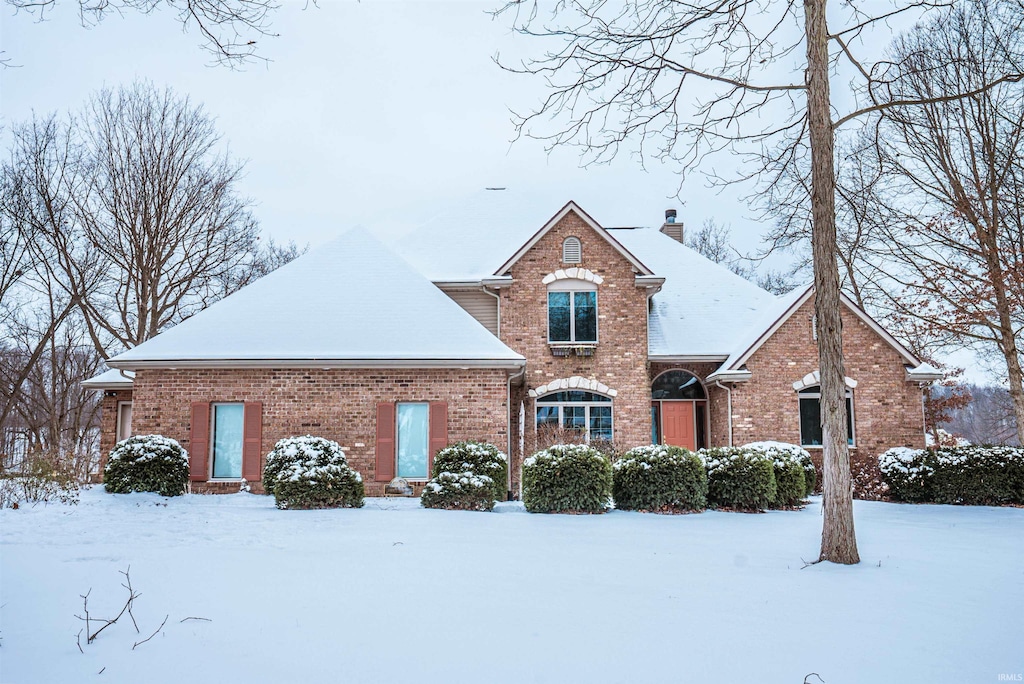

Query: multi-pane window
[548,291,597,343]
[397,402,429,479]
[536,391,612,442]
[798,386,854,447]
[211,403,244,479]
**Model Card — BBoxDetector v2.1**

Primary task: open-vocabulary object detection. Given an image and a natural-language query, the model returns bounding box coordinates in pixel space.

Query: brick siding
[127,368,509,496]
[499,211,652,491]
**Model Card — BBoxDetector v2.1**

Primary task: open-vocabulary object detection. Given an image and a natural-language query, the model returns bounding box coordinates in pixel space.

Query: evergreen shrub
[880,445,1024,505]
[420,471,496,511]
[612,444,707,512]
[264,436,364,509]
[430,441,507,501]
[699,447,777,510]
[744,441,812,506]
[522,444,612,514]
[104,435,189,497]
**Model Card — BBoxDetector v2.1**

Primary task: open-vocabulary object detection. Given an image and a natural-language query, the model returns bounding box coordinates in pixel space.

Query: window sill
[801,445,857,450]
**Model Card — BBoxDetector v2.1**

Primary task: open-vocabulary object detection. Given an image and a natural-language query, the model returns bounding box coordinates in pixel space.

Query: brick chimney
[660,209,684,243]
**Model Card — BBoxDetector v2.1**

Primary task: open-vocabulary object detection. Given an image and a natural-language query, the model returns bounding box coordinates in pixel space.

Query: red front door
[662,402,695,451]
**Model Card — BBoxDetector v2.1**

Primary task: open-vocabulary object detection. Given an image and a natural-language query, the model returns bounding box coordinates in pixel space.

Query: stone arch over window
[528,376,617,398]
[651,369,707,400]
[562,236,582,263]
[794,371,856,447]
[541,267,604,286]
[792,370,857,392]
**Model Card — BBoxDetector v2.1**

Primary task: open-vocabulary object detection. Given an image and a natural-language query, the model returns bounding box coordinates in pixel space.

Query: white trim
[529,376,618,398]
[726,285,922,371]
[705,368,753,383]
[495,201,655,277]
[107,358,526,370]
[650,354,729,363]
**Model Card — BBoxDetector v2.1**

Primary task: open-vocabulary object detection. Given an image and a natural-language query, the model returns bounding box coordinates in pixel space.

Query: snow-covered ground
[1,489,1021,684]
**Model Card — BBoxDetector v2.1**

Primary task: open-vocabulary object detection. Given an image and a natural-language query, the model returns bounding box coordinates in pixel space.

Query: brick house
[84,191,941,495]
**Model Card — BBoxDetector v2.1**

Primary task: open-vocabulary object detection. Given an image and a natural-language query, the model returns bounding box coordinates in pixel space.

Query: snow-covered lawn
[1,489,1021,684]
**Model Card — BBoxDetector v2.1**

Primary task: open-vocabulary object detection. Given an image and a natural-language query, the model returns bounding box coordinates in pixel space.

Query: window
[397,402,429,479]
[798,386,854,447]
[548,290,597,343]
[536,391,612,442]
[562,236,582,263]
[651,370,706,400]
[116,401,133,443]
[211,403,244,479]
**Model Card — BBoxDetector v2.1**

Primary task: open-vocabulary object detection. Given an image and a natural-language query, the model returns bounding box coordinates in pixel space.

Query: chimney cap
[665,209,677,224]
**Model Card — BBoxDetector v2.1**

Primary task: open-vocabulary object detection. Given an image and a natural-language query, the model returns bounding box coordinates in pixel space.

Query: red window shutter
[375,403,396,482]
[428,401,448,475]
[242,402,263,482]
[189,402,211,482]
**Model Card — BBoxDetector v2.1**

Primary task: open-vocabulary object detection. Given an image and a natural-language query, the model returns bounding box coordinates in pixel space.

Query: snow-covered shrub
[878,447,935,502]
[612,445,707,512]
[743,441,816,497]
[430,441,507,501]
[699,447,777,511]
[104,435,188,497]
[0,451,81,508]
[522,444,612,514]
[420,471,495,511]
[880,445,1024,505]
[263,436,364,510]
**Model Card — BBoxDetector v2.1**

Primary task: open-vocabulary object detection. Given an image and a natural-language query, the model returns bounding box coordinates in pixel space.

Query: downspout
[714,380,734,447]
[507,365,526,500]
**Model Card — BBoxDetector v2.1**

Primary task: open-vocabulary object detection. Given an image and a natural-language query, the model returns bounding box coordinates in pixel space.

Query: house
[83,190,942,496]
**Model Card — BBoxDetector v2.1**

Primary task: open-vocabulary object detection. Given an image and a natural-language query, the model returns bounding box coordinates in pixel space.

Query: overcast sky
[0,1,993,380]
[0,1,778,249]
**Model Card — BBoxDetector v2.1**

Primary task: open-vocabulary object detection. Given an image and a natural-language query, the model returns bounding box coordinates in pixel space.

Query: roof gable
[107,228,525,369]
[720,284,922,371]
[494,201,654,277]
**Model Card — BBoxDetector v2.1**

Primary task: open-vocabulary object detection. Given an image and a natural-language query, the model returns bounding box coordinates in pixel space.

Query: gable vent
[562,237,582,264]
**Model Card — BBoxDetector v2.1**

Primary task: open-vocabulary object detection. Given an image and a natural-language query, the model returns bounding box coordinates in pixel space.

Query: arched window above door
[651,370,706,400]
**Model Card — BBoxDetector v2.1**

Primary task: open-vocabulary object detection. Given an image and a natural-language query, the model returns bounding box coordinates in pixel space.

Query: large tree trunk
[805,0,860,564]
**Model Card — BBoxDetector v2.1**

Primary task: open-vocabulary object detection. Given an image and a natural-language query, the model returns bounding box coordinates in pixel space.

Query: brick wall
[500,210,652,488]
[129,367,509,496]
[730,295,926,483]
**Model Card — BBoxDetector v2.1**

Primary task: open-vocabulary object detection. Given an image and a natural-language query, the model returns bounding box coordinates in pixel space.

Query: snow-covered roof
[81,368,135,390]
[608,227,776,358]
[107,228,525,369]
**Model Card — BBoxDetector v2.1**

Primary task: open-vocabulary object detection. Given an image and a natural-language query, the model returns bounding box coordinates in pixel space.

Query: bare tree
[4,82,262,356]
[686,219,798,294]
[859,0,1024,444]
[4,0,282,66]
[497,0,1024,563]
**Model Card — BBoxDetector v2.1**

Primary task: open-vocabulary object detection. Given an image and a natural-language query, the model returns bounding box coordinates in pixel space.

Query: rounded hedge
[744,441,816,496]
[421,471,496,511]
[104,435,189,497]
[612,445,707,512]
[263,436,364,510]
[880,445,1024,505]
[522,444,612,514]
[699,447,777,511]
[431,441,507,501]
[743,442,810,507]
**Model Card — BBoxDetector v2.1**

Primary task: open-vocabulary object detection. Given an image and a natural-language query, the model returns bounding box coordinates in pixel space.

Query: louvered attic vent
[562,237,582,264]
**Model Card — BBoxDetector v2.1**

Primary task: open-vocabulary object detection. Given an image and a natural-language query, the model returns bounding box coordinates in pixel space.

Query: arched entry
[651,369,708,450]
